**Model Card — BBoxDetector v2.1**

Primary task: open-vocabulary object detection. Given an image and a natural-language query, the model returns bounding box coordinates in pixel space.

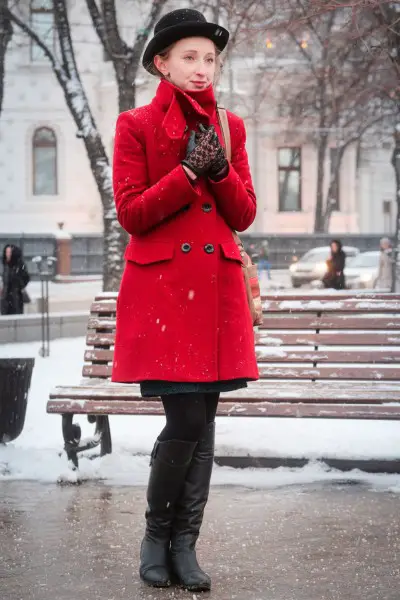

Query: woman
[375,237,393,290]
[112,8,258,592]
[1,244,30,315]
[322,239,346,290]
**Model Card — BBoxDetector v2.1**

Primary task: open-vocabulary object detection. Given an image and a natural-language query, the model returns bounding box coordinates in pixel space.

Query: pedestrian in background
[322,239,346,290]
[111,8,258,592]
[258,240,271,280]
[375,237,393,290]
[1,244,30,315]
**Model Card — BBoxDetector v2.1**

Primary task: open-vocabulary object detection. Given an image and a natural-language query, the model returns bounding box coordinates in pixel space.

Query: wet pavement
[0,481,399,600]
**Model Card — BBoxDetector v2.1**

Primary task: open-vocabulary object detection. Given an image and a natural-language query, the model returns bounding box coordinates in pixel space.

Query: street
[1,481,399,600]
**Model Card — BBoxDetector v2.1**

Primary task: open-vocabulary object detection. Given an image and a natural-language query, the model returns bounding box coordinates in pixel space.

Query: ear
[154,55,169,76]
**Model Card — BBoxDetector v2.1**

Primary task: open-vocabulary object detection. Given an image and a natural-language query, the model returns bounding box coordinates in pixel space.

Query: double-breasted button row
[181,243,215,254]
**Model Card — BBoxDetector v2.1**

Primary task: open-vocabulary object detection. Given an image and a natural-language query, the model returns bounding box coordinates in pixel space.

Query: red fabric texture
[111,79,258,383]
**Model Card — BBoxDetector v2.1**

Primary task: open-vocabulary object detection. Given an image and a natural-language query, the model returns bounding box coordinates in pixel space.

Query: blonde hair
[148,42,223,85]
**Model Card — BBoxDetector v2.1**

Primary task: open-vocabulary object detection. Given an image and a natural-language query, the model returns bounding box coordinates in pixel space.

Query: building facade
[0,1,396,237]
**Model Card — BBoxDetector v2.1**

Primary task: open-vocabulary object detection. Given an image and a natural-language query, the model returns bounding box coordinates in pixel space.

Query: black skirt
[140,378,249,397]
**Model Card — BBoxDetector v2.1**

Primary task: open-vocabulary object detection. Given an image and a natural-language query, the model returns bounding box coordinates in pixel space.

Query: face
[331,242,339,254]
[154,37,217,91]
[5,246,12,261]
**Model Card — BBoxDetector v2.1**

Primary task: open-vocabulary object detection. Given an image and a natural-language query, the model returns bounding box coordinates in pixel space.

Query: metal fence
[0,233,390,278]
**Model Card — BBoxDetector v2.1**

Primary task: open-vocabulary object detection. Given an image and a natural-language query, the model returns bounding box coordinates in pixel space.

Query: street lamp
[391,125,400,292]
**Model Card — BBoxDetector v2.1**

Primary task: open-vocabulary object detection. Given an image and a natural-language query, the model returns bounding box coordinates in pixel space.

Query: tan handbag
[217,108,263,326]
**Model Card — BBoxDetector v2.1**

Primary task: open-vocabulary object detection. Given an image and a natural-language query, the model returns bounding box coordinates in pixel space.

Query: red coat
[111,79,259,384]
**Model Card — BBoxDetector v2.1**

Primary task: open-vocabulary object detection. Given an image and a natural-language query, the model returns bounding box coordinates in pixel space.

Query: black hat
[142,9,229,74]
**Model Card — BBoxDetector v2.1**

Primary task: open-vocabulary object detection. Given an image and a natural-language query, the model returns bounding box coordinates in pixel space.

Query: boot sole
[179,582,211,592]
[140,575,172,588]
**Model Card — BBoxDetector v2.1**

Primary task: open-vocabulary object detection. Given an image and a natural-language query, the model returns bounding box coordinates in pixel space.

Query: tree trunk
[321,144,345,232]
[0,0,12,115]
[314,131,329,232]
[391,128,400,292]
[118,77,137,113]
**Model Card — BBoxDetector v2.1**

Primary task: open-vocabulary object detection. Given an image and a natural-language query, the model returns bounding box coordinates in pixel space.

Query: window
[33,127,57,195]
[278,148,301,211]
[30,0,55,62]
[329,148,340,211]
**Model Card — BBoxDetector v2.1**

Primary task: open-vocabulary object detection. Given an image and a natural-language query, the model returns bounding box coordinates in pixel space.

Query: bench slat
[46,399,400,419]
[87,314,400,332]
[258,365,400,380]
[84,348,400,364]
[82,363,400,380]
[49,381,400,402]
[84,331,400,348]
[256,332,400,346]
[260,315,400,330]
[93,292,400,303]
[90,298,400,315]
[257,349,400,363]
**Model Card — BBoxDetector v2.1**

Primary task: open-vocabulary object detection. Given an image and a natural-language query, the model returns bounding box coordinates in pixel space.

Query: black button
[204,244,214,254]
[181,243,191,253]
[202,203,212,213]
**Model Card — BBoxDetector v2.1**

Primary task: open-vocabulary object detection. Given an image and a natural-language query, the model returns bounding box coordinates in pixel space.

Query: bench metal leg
[62,414,112,470]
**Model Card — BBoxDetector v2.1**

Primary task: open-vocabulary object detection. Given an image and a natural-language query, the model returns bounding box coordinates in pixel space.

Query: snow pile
[0,338,400,491]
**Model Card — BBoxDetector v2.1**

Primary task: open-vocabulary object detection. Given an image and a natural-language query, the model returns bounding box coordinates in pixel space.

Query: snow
[0,337,400,491]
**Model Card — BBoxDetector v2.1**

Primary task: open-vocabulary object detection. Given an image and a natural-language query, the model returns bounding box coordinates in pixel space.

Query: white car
[344,251,380,289]
[289,246,359,288]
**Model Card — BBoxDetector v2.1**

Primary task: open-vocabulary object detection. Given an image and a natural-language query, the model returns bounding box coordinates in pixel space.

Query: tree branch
[85,0,108,51]
[132,0,168,64]
[7,6,67,86]
[100,0,127,56]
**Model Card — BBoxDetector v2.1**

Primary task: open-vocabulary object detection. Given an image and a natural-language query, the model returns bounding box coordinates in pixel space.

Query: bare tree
[0,0,12,115]
[264,1,397,232]
[284,0,400,284]
[7,1,163,291]
[85,0,168,113]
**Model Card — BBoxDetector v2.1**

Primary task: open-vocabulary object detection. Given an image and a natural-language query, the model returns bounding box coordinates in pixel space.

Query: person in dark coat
[1,245,30,315]
[112,8,258,592]
[323,239,346,290]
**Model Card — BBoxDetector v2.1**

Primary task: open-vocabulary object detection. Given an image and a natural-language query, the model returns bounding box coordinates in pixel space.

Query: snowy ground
[1,337,400,491]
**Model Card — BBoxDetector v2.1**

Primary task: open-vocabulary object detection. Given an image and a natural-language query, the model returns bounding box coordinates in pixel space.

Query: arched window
[33,127,58,195]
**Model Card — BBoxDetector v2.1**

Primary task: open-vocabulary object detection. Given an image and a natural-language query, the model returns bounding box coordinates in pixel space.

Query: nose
[195,62,207,77]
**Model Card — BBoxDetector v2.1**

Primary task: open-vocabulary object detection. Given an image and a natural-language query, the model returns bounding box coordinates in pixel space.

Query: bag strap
[217,107,232,162]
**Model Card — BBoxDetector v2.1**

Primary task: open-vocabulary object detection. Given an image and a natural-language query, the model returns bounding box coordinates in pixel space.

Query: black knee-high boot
[139,438,196,587]
[170,422,215,591]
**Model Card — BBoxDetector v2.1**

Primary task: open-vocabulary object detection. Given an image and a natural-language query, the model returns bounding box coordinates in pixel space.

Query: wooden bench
[47,292,400,469]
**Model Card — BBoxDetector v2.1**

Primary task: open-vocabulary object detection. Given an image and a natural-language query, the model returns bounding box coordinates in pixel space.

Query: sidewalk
[1,480,399,600]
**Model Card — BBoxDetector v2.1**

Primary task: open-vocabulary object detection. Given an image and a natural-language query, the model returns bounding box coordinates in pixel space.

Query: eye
[206,57,215,64]
[184,55,194,61]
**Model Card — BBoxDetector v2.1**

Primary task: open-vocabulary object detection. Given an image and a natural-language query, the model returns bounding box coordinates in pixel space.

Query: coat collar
[153,79,217,141]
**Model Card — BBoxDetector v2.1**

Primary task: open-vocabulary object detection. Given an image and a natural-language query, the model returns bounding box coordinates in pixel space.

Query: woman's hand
[181,126,220,176]
[195,124,228,180]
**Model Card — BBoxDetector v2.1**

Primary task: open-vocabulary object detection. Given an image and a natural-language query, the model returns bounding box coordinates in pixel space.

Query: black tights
[158,392,219,443]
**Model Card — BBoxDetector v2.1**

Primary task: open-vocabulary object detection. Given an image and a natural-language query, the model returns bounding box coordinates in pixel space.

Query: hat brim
[142,22,229,74]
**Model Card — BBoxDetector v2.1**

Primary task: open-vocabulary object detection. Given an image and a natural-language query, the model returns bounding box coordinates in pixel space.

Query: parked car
[344,251,380,289]
[289,246,359,288]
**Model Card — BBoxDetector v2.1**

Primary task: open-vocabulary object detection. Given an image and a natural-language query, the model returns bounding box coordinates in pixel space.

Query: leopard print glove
[182,125,220,176]
[208,146,228,179]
